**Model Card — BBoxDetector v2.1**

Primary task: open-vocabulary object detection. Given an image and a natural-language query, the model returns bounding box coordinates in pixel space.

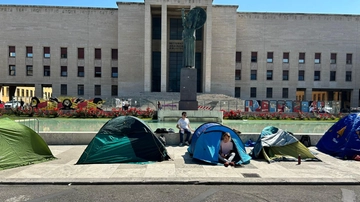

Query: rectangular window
[60,84,67,95]
[251,52,257,63]
[282,88,289,99]
[330,71,336,81]
[346,53,352,64]
[44,47,50,58]
[266,70,273,80]
[314,71,321,81]
[78,85,84,95]
[283,70,289,80]
[9,65,16,76]
[78,66,84,77]
[26,90,29,97]
[9,46,15,57]
[299,52,305,64]
[236,52,241,63]
[111,85,118,96]
[111,67,118,78]
[26,65,33,76]
[26,46,33,58]
[111,49,118,60]
[250,87,256,98]
[267,52,273,63]
[152,17,161,40]
[44,66,50,76]
[61,47,67,59]
[331,53,337,64]
[169,18,182,40]
[21,89,24,97]
[94,85,101,96]
[61,66,67,77]
[298,70,305,81]
[346,71,352,81]
[78,48,84,59]
[95,67,101,77]
[283,52,289,63]
[235,70,241,80]
[266,88,273,98]
[250,70,257,80]
[235,87,241,98]
[315,53,321,64]
[95,48,101,60]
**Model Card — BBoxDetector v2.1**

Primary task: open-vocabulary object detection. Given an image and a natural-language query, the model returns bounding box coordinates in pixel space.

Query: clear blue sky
[0,0,359,15]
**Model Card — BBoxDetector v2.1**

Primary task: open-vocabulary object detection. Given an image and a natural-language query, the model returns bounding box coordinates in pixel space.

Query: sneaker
[184,141,190,146]
[179,143,183,146]
[229,162,235,166]
[224,162,229,167]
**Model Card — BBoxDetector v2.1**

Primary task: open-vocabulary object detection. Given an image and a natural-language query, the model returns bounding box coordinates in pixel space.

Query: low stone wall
[39,132,323,146]
[157,110,223,122]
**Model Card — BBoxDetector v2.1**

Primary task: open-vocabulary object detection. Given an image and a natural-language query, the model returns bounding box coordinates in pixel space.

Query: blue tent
[317,113,360,160]
[187,123,251,165]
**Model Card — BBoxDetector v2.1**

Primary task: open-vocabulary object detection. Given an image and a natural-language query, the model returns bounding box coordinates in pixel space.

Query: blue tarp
[188,123,251,165]
[317,113,360,160]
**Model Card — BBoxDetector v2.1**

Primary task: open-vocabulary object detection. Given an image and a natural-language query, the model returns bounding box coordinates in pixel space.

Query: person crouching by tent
[176,111,193,146]
[219,132,236,167]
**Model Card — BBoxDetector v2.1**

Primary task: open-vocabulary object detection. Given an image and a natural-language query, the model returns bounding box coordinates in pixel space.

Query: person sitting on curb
[176,111,193,146]
[218,132,236,167]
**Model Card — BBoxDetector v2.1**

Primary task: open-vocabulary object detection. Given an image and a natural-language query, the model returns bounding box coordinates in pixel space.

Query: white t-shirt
[220,141,234,155]
[177,118,190,130]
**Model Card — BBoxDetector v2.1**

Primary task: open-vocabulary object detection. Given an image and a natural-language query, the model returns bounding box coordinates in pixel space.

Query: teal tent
[0,118,55,170]
[77,116,170,164]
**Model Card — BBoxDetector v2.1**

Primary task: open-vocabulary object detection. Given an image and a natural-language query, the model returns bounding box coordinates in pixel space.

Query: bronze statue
[182,7,207,68]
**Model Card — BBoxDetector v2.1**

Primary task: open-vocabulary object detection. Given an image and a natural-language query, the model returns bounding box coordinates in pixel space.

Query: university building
[0,0,359,110]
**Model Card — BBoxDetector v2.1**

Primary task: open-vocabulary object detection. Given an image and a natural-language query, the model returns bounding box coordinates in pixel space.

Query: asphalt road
[0,184,359,202]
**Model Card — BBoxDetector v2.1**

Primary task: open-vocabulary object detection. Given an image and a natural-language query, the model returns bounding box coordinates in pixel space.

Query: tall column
[203,5,212,93]
[305,88,313,101]
[35,84,42,98]
[351,89,359,107]
[160,4,167,92]
[144,3,152,92]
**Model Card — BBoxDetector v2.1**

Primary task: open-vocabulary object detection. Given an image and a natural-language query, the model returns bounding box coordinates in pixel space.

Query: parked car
[4,100,21,109]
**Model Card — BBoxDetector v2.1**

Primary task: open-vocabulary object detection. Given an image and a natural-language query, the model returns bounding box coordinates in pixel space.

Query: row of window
[8,65,119,78]
[60,84,118,96]
[1,88,34,98]
[236,52,354,65]
[8,46,118,60]
[235,70,352,82]
[234,87,289,99]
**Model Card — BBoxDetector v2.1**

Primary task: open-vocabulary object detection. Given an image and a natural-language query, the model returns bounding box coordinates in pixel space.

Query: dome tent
[188,122,251,165]
[77,116,170,164]
[250,126,318,163]
[0,118,55,170]
[317,113,360,159]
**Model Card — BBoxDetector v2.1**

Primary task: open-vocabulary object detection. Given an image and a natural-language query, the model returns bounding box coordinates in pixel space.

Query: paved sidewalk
[0,145,360,185]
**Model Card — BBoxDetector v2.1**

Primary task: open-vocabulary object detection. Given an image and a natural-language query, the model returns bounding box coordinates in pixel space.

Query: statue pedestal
[179,68,198,110]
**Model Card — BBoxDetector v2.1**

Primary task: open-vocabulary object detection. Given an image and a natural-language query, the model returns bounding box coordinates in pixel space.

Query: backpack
[300,135,311,147]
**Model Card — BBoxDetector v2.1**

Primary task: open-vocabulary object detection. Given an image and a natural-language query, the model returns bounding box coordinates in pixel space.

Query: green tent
[0,118,55,170]
[250,126,318,163]
[77,116,170,164]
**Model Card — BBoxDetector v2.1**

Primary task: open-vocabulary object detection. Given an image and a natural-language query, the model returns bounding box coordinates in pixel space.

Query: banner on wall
[245,100,253,112]
[277,100,285,112]
[301,101,309,112]
[293,101,301,112]
[269,100,277,112]
[245,100,261,112]
[261,100,269,112]
[285,100,293,112]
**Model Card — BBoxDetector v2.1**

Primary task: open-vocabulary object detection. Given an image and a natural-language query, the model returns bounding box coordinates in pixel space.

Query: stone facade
[0,1,359,108]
